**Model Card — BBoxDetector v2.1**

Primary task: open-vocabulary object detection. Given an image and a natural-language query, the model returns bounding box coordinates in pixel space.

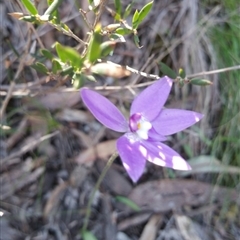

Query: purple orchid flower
[80,76,203,182]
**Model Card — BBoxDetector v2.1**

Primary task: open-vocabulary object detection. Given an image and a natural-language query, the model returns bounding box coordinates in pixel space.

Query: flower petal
[117,135,146,182]
[147,127,167,142]
[130,76,173,121]
[152,109,203,136]
[81,88,128,132]
[140,140,191,170]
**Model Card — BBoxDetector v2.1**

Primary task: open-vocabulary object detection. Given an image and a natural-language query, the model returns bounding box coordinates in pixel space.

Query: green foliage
[190,78,213,86]
[52,59,62,74]
[132,9,139,29]
[132,1,153,29]
[114,0,122,20]
[40,49,54,60]
[81,230,98,240]
[158,62,177,79]
[31,62,48,74]
[115,196,141,211]
[206,0,240,187]
[123,1,135,19]
[55,42,83,69]
[87,24,102,63]
[21,0,38,15]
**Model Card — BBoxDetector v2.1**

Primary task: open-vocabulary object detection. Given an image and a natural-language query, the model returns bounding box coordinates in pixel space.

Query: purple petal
[117,135,146,182]
[152,109,203,136]
[140,140,191,170]
[81,88,128,132]
[147,127,167,142]
[130,76,173,121]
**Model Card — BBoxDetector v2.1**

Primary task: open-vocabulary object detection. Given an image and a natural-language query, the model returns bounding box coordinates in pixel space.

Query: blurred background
[0,0,240,239]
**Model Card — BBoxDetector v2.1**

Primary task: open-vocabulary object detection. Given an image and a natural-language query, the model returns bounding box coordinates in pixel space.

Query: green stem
[82,151,119,232]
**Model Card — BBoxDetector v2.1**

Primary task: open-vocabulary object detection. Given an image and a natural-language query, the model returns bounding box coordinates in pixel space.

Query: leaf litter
[0,0,240,240]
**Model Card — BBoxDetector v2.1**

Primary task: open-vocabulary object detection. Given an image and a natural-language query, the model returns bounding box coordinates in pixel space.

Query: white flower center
[136,120,152,140]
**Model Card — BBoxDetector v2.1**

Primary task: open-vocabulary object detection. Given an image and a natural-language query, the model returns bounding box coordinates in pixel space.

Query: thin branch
[187,65,240,78]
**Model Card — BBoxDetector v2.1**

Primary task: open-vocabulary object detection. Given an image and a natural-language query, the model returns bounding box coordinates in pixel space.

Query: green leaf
[110,33,126,42]
[100,41,116,57]
[81,230,98,240]
[52,59,62,74]
[61,66,73,76]
[159,62,177,79]
[114,0,122,20]
[190,78,213,86]
[115,196,141,211]
[55,42,83,68]
[115,27,132,35]
[21,0,38,15]
[72,73,84,89]
[132,9,139,29]
[133,34,141,48]
[40,49,54,60]
[123,1,135,19]
[31,62,48,74]
[136,1,153,28]
[87,23,102,63]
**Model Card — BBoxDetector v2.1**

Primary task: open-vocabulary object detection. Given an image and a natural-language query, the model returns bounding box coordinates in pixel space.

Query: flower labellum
[80,76,203,182]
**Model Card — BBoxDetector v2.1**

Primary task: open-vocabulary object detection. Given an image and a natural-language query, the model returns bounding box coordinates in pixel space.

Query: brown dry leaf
[71,128,93,148]
[128,179,240,212]
[175,215,201,240]
[23,90,80,110]
[0,166,44,200]
[6,117,29,150]
[174,214,215,240]
[96,160,132,196]
[43,182,68,219]
[117,213,152,231]
[56,108,93,123]
[91,62,131,78]
[75,139,117,167]
[139,214,163,240]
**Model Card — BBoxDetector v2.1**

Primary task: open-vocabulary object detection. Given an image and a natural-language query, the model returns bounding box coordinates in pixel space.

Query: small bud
[190,78,213,86]
[8,12,24,19]
[179,68,186,78]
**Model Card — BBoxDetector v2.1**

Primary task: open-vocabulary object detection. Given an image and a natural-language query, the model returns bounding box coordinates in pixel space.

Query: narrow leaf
[52,59,62,74]
[115,27,132,35]
[136,1,153,28]
[55,42,83,68]
[21,0,38,15]
[132,9,139,29]
[31,62,48,74]
[114,0,122,20]
[40,49,54,60]
[87,23,102,63]
[82,230,98,240]
[100,41,116,57]
[190,78,213,86]
[115,196,141,211]
[159,62,177,79]
[123,1,135,19]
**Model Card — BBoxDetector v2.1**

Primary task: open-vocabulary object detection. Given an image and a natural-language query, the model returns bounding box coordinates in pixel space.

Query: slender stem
[82,151,119,232]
